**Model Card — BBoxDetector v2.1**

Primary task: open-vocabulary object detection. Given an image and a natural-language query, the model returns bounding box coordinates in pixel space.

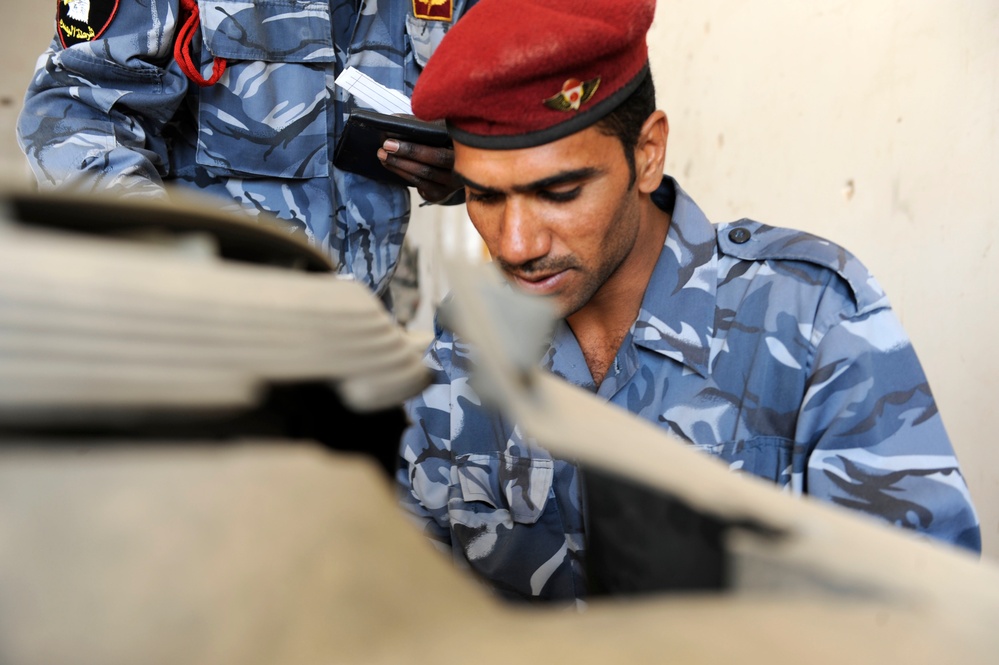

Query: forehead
[453,125,623,188]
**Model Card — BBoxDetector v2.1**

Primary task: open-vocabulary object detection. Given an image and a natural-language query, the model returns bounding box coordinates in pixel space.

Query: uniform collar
[632,176,719,378]
[544,176,719,384]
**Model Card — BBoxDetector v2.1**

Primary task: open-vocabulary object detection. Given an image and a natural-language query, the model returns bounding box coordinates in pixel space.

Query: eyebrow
[455,167,602,194]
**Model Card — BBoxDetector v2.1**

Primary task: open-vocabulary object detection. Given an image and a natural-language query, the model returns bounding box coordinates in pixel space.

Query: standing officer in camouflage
[396,0,981,602]
[17,0,475,306]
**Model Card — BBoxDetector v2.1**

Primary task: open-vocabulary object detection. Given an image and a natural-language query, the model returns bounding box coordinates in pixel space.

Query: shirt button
[728,227,751,244]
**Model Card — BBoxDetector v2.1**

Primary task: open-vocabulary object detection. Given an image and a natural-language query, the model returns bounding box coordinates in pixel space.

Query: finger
[415,180,462,204]
[376,151,458,202]
[383,139,455,170]
[378,149,457,189]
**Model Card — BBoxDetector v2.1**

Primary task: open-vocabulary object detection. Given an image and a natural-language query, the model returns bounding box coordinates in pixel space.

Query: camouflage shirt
[397,175,982,603]
[17,0,475,299]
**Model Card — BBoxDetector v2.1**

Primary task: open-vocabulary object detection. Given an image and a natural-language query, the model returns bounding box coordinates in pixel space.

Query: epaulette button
[728,227,751,244]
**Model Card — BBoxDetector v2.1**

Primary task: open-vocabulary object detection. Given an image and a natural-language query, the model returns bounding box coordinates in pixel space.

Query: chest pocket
[452,452,553,526]
[194,0,334,179]
[693,436,794,486]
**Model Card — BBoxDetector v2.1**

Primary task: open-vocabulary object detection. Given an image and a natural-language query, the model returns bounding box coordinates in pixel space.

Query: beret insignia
[413,0,453,21]
[58,0,119,48]
[543,77,601,112]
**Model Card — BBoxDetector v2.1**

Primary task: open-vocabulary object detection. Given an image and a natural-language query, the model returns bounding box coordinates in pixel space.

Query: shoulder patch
[58,0,119,48]
[413,0,453,21]
[717,219,889,314]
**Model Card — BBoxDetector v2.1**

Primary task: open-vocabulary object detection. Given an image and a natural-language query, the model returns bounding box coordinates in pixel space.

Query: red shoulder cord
[174,0,227,86]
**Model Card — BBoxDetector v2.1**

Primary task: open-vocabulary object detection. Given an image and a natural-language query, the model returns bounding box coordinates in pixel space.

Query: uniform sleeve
[16,0,189,196]
[396,336,456,552]
[796,302,982,553]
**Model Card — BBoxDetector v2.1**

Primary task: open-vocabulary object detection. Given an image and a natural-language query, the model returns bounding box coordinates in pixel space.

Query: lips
[498,255,576,296]
[507,269,566,295]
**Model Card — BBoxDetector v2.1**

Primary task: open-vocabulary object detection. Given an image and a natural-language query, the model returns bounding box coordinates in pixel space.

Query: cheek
[571,198,641,275]
[558,195,626,249]
[468,214,501,253]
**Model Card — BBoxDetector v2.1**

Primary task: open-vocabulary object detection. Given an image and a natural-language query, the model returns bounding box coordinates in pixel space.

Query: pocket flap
[199,0,335,62]
[456,453,553,524]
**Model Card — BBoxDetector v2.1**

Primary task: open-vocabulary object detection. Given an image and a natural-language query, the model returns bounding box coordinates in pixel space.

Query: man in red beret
[395,0,981,603]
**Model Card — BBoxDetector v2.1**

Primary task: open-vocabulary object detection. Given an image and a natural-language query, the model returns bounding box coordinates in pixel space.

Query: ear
[635,110,668,194]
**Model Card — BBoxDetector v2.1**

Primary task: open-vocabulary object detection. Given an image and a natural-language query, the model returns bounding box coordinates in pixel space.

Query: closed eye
[538,186,582,203]
[466,189,502,204]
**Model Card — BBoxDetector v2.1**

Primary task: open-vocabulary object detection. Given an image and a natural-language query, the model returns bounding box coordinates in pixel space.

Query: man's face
[453,126,643,319]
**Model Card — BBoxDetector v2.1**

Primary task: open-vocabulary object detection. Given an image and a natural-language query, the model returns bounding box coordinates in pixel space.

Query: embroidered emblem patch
[543,77,601,112]
[413,0,453,21]
[57,0,119,48]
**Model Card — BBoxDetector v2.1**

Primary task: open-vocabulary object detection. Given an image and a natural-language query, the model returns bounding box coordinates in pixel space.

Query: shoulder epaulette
[717,219,889,314]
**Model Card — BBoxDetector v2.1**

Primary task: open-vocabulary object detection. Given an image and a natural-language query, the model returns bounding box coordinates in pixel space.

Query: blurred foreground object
[0,185,430,470]
[0,190,997,664]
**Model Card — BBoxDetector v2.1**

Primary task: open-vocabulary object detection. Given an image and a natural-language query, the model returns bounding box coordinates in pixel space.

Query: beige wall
[4,2,997,560]
[1,1,50,186]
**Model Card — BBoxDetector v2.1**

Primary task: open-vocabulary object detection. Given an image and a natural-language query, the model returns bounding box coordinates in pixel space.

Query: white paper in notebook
[334,67,413,115]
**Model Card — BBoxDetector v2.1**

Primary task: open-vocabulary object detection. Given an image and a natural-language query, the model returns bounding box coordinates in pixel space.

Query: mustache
[496,255,577,276]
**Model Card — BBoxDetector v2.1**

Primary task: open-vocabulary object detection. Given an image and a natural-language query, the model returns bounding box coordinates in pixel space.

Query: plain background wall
[3,1,997,560]
[1,1,49,187]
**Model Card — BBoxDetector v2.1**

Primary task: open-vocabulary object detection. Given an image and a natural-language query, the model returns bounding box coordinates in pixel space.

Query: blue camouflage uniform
[397,175,982,602]
[17,0,475,300]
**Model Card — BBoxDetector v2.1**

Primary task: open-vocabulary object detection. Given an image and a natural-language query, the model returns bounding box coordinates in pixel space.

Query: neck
[566,200,670,386]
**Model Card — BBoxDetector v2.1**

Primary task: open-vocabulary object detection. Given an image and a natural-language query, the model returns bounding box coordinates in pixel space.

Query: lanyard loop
[174,0,227,86]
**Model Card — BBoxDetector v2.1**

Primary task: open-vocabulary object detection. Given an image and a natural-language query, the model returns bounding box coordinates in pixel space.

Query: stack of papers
[334,67,413,115]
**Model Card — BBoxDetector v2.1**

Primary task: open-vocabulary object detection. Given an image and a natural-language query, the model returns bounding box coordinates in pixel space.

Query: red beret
[412,0,656,149]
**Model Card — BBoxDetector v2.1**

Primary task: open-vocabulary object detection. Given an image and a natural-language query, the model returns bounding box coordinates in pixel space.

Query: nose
[495,197,549,267]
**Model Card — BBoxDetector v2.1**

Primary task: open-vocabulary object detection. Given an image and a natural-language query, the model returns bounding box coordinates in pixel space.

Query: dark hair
[594,69,657,187]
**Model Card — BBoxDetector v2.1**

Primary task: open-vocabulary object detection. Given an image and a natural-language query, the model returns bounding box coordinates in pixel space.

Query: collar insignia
[543,77,601,112]
[58,0,119,48]
[413,0,453,21]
